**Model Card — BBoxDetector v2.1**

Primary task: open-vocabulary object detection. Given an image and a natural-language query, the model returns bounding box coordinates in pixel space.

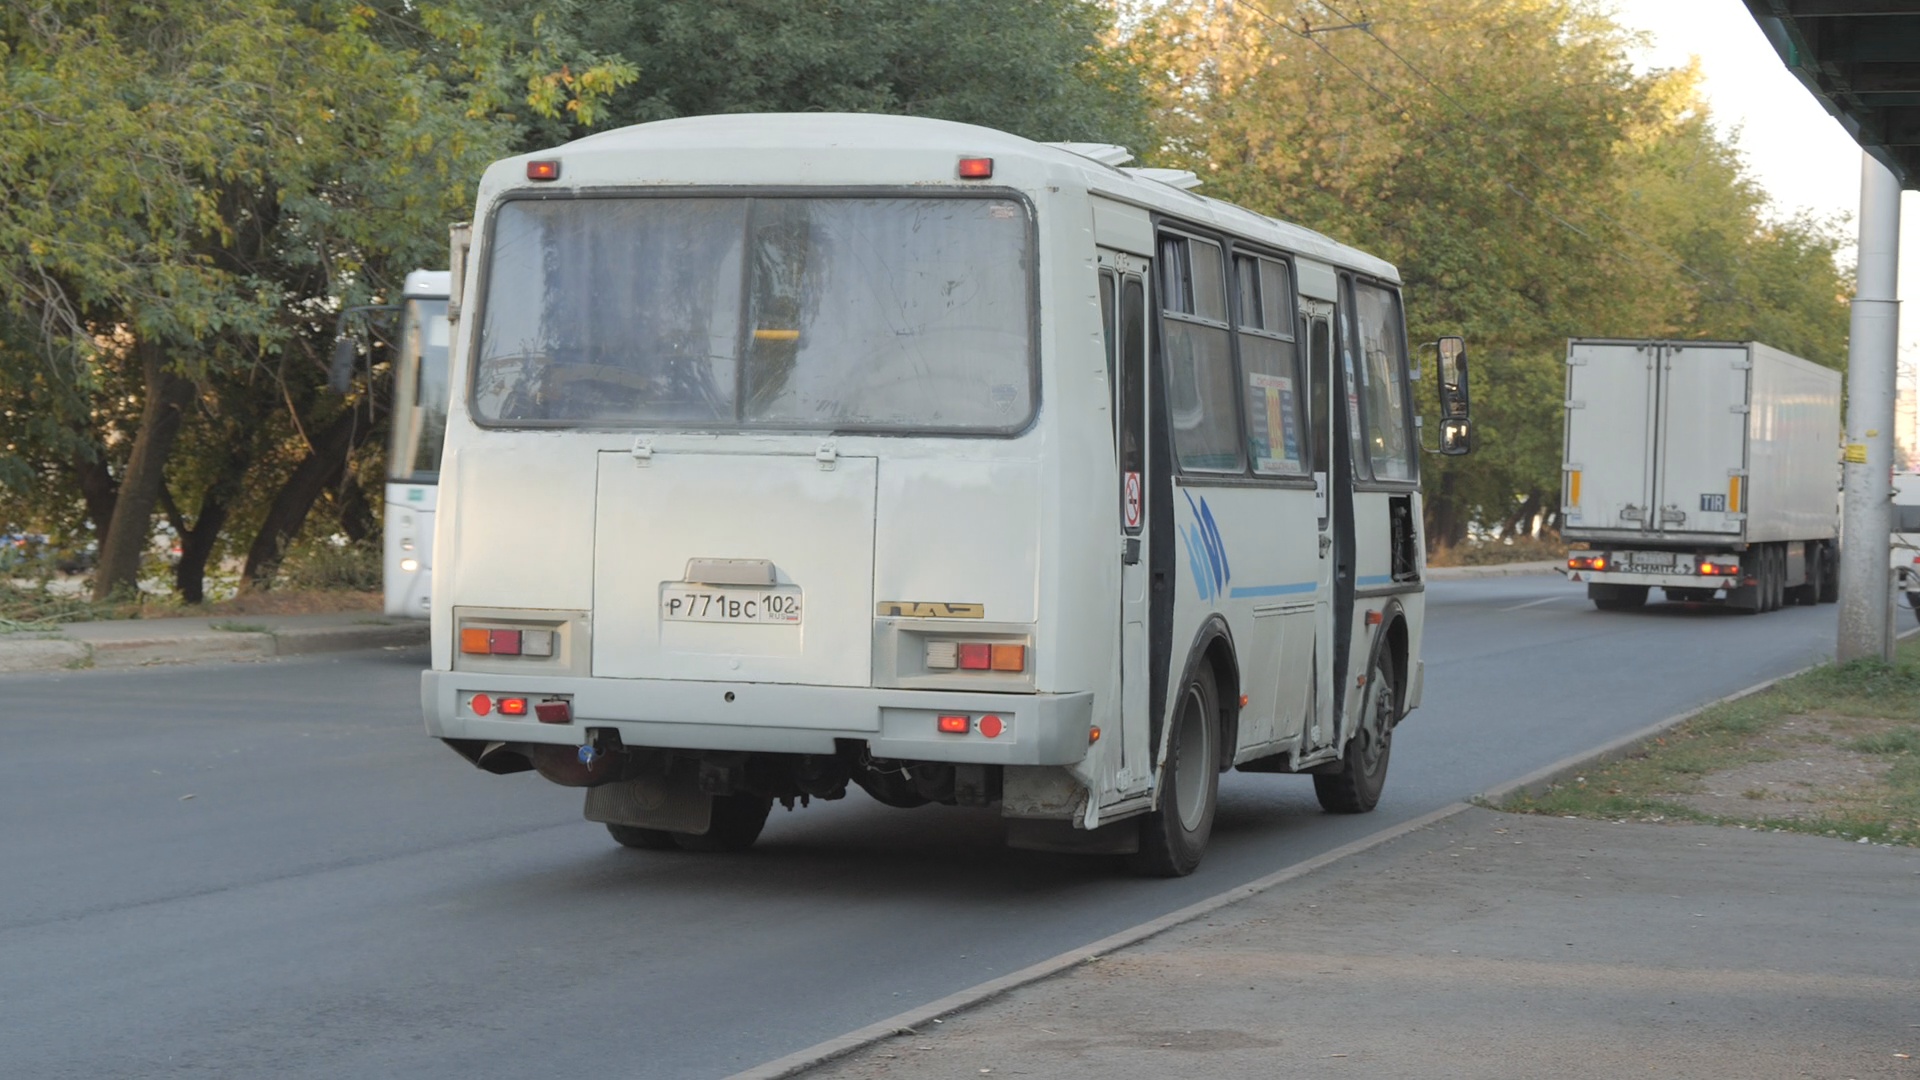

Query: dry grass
[1427,535,1566,568]
[1,580,377,631]
[1501,641,1920,847]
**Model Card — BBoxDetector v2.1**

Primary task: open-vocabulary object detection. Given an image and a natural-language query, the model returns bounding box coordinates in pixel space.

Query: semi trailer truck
[1560,339,1840,613]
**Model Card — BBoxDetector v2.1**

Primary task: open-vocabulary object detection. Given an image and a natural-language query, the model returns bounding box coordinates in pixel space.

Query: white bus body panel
[425,114,1417,826]
[383,482,437,617]
[1564,339,1839,548]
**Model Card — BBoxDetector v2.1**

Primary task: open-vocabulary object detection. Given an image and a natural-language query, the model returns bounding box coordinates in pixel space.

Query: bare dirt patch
[1671,713,1898,822]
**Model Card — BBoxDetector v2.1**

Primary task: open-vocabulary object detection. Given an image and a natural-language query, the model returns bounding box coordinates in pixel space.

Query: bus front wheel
[1315,652,1395,814]
[1129,666,1221,878]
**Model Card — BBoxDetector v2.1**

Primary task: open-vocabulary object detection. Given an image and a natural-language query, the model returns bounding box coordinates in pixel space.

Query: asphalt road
[0,575,1849,1079]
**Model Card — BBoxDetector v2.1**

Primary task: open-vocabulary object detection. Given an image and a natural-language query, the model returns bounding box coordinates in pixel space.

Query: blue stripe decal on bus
[1227,582,1317,598]
[1356,574,1395,587]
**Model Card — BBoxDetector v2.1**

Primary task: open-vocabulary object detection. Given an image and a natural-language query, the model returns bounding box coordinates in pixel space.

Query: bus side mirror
[328,336,358,395]
[1436,336,1470,420]
[1440,417,1472,456]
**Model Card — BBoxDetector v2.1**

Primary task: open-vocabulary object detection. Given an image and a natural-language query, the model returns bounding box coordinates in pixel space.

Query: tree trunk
[69,447,118,551]
[92,343,195,601]
[164,439,254,604]
[242,408,364,589]
[336,473,377,546]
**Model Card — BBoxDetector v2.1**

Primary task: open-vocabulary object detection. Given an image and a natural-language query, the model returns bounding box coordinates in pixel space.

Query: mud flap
[584,758,713,834]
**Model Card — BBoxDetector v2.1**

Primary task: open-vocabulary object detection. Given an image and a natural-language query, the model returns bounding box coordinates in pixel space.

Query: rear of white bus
[420,119,1104,850]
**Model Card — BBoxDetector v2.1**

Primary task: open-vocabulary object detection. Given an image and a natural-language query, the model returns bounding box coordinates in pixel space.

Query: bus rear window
[472,195,1035,433]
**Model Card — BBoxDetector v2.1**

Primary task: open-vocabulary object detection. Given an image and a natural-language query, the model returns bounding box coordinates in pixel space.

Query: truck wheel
[1315,651,1396,814]
[1817,544,1839,603]
[1767,545,1786,611]
[1590,583,1648,611]
[672,795,773,853]
[1129,665,1221,878]
[1789,546,1822,606]
[606,823,676,850]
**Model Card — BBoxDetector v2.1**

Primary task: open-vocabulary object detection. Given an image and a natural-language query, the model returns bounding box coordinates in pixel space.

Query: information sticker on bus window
[661,584,803,625]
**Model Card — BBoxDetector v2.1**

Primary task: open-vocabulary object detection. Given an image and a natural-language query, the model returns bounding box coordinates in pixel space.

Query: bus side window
[1337,279,1373,482]
[1120,275,1147,534]
[1159,235,1243,473]
[1099,268,1118,393]
[1352,281,1414,481]
[1233,255,1303,476]
[1308,316,1331,476]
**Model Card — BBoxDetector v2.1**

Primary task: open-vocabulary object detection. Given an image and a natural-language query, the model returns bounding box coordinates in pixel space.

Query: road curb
[727,648,1871,1080]
[0,620,428,674]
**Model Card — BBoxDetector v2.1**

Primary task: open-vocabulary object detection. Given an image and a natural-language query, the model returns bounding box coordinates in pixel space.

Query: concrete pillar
[1839,153,1902,663]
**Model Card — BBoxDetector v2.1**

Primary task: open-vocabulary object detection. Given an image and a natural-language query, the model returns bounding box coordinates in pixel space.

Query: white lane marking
[1499,596,1562,612]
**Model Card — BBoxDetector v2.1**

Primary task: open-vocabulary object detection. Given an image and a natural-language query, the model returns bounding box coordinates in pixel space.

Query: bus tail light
[470,693,493,716]
[460,628,491,655]
[535,701,571,724]
[520,630,554,657]
[978,715,1004,738]
[1568,555,1607,571]
[938,714,970,734]
[922,638,1030,675]
[925,641,958,670]
[489,629,521,655]
[990,644,1026,672]
[498,697,528,717]
[957,643,992,670]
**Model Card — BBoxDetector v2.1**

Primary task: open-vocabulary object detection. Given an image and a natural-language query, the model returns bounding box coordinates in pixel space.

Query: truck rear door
[1653,343,1748,537]
[1564,340,1657,534]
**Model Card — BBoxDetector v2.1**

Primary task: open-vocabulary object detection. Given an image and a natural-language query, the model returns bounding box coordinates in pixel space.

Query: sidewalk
[801,807,1920,1079]
[0,611,428,673]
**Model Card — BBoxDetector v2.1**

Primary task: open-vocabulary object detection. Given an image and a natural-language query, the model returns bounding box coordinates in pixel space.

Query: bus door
[1300,299,1348,756]
[1098,250,1154,798]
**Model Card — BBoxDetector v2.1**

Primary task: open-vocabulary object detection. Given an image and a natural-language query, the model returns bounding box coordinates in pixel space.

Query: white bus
[383,270,452,617]
[422,114,1472,875]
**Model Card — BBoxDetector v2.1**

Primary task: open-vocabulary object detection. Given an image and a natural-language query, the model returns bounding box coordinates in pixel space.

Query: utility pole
[1839,153,1902,663]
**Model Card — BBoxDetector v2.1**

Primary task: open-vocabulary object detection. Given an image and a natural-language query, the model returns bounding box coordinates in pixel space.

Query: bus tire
[672,795,773,853]
[606,823,676,850]
[1315,651,1395,814]
[1129,665,1221,878]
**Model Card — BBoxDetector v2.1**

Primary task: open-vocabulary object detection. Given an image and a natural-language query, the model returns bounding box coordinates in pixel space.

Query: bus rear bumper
[420,670,1094,767]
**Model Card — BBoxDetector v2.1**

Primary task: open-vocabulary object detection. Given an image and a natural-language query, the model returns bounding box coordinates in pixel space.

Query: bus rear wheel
[1315,651,1395,814]
[1129,666,1220,878]
[672,795,773,853]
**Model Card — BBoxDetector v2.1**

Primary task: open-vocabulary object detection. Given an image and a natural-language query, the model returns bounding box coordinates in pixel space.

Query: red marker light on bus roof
[957,157,993,180]
[526,160,560,181]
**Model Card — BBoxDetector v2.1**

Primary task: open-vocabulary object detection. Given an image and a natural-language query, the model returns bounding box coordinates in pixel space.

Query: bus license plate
[661,585,803,624]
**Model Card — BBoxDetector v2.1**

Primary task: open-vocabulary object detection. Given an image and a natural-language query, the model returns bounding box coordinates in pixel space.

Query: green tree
[0,0,631,600]
[1128,0,1848,547]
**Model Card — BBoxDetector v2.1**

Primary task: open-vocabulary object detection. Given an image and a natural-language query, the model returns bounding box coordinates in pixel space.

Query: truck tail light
[1698,560,1739,576]
[1568,555,1607,571]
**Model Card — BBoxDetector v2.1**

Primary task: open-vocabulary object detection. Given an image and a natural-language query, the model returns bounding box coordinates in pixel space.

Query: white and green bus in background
[421,114,1472,875]
[383,270,453,618]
